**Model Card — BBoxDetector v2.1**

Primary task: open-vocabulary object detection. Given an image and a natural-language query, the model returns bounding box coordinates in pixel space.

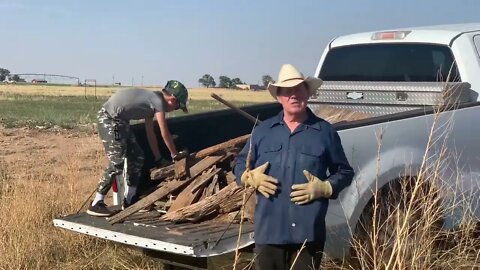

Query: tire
[350,176,443,269]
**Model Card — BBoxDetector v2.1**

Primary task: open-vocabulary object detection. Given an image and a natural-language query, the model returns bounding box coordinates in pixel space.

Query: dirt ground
[0,124,169,269]
[0,125,103,197]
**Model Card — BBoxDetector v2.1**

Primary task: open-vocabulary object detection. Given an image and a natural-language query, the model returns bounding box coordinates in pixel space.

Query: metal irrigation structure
[84,79,97,100]
[12,73,81,85]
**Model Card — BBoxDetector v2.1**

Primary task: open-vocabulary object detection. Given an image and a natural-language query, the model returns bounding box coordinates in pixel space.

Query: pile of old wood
[107,106,370,225]
[107,134,255,225]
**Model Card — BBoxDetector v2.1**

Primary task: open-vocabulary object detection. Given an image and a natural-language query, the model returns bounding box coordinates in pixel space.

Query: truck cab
[316,23,480,94]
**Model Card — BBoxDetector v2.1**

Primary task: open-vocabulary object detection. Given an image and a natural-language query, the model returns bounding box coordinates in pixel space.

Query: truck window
[474,35,480,59]
[319,43,460,82]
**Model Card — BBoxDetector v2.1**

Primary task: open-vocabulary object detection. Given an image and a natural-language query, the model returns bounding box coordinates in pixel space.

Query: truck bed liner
[53,211,254,257]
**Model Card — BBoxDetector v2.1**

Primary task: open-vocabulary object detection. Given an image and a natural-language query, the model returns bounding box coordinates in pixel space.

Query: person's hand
[241,162,278,198]
[290,170,332,204]
[171,150,188,161]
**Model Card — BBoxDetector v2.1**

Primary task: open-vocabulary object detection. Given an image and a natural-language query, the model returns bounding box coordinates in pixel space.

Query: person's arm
[154,111,178,159]
[325,129,355,199]
[144,117,161,161]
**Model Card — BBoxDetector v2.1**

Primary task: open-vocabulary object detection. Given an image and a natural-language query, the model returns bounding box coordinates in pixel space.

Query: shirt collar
[270,107,322,131]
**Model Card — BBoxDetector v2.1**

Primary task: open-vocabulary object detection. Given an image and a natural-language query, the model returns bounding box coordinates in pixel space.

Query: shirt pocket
[297,144,326,175]
[257,144,282,171]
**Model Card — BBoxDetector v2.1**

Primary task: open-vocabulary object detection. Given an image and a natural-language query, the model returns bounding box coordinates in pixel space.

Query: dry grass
[0,129,163,270]
[334,104,480,270]
[0,84,273,102]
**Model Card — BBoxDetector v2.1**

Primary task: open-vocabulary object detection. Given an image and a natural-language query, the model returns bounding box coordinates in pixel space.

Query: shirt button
[292,223,296,227]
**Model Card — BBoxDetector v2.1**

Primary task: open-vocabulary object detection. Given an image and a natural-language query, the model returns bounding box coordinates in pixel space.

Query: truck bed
[54,210,254,257]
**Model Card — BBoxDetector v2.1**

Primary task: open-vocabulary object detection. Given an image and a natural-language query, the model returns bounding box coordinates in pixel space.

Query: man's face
[276,82,309,115]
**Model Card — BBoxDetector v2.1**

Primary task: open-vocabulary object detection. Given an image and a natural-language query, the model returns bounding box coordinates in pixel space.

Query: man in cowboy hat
[234,64,354,269]
[87,80,189,217]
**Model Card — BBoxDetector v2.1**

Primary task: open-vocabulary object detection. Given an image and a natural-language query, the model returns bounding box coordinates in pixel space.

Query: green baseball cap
[165,80,188,113]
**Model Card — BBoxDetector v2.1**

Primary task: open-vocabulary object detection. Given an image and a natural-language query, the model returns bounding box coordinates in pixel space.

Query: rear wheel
[351,176,443,269]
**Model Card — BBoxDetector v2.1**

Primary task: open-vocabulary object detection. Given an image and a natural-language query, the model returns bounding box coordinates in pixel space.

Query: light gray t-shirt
[103,88,165,121]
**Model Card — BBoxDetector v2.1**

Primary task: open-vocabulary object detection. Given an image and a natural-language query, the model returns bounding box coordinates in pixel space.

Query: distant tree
[12,74,25,82]
[218,76,231,88]
[0,68,10,81]
[230,77,244,89]
[198,74,216,88]
[262,75,273,88]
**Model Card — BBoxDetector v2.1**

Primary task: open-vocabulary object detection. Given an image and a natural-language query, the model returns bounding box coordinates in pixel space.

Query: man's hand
[172,150,188,161]
[290,170,333,204]
[241,162,278,198]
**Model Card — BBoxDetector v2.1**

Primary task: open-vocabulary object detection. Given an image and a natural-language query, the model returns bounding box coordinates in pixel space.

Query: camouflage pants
[96,108,144,195]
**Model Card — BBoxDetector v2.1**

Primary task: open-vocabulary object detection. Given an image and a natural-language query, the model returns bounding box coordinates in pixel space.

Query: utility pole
[141,75,144,87]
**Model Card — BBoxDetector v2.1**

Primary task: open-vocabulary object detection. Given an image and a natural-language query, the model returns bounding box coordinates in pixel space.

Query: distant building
[3,76,15,84]
[32,79,47,84]
[235,84,264,91]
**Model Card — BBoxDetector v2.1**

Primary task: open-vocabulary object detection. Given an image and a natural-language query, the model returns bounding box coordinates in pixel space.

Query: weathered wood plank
[192,134,249,159]
[225,171,236,184]
[150,134,249,180]
[108,155,224,225]
[150,165,175,181]
[191,168,221,193]
[174,157,188,179]
[204,175,218,197]
[167,168,219,212]
[161,182,243,223]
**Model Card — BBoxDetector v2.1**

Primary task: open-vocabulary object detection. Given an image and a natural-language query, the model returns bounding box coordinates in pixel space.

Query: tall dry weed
[0,147,161,270]
[344,89,480,270]
[0,160,11,198]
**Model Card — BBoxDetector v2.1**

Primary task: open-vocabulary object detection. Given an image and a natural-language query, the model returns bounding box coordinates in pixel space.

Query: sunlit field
[0,84,273,129]
[0,84,273,102]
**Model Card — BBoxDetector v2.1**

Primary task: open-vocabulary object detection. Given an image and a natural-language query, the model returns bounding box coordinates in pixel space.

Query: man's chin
[285,107,306,115]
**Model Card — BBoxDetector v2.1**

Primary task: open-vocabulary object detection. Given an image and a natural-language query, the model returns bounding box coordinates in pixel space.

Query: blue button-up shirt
[234,108,354,245]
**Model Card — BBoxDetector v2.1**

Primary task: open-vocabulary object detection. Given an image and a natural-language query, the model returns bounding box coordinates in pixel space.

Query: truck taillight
[371,31,411,40]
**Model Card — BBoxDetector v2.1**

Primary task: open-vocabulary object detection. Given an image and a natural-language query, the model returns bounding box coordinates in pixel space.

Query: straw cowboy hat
[267,64,323,98]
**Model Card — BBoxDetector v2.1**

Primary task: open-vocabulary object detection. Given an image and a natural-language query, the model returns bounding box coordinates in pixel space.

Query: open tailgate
[53,210,254,257]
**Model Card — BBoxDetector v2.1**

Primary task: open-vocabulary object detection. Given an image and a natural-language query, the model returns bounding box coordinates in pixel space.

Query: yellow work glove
[241,162,278,198]
[290,170,333,204]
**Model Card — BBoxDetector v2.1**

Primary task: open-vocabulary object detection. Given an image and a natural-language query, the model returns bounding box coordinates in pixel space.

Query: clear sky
[1,0,479,87]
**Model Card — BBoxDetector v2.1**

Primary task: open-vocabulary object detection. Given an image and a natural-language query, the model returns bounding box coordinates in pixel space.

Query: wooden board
[174,157,188,179]
[191,168,221,193]
[161,182,244,223]
[108,155,224,224]
[150,134,249,181]
[168,168,221,212]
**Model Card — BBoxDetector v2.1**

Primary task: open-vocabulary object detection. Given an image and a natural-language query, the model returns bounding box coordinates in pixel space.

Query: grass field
[0,85,273,129]
[0,84,273,101]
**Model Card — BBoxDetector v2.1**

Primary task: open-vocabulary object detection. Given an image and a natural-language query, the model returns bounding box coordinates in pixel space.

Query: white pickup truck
[53,23,480,269]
